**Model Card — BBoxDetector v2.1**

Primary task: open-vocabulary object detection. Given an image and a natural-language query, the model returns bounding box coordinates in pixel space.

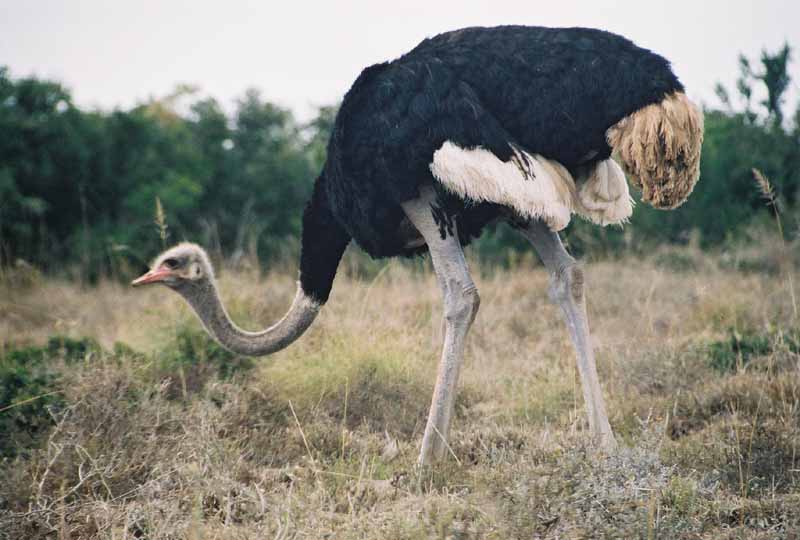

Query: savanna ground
[2,235,800,539]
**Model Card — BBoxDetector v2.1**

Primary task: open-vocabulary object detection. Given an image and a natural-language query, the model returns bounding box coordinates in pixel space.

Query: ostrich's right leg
[519,219,616,450]
[402,187,480,466]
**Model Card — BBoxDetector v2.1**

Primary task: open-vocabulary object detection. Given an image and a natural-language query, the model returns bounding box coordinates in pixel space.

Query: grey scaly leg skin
[402,187,480,466]
[519,220,617,450]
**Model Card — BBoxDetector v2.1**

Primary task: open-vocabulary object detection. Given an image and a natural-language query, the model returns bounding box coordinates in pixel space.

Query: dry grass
[1,240,799,539]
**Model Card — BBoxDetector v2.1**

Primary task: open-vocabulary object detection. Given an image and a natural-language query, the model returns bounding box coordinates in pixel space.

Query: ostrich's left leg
[519,220,617,450]
[402,187,480,466]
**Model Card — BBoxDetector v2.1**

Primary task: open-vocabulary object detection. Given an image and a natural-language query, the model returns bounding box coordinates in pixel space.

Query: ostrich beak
[131,266,173,287]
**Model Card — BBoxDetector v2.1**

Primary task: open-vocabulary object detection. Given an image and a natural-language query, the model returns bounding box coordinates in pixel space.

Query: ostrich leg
[402,187,480,466]
[520,220,616,450]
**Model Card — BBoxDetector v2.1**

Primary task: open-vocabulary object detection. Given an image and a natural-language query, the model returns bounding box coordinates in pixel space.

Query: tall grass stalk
[154,196,169,250]
[753,168,797,321]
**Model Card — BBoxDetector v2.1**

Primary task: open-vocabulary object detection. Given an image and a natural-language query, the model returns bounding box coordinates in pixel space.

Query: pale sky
[2,1,798,120]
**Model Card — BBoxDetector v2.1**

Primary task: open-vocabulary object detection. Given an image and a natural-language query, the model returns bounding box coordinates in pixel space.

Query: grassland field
[1,237,799,539]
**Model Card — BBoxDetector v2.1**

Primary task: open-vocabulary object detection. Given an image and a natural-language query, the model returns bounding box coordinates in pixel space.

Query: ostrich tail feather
[606,91,704,210]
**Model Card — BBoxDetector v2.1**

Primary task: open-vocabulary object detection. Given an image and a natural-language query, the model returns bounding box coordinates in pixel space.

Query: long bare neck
[183,174,350,357]
[182,280,321,356]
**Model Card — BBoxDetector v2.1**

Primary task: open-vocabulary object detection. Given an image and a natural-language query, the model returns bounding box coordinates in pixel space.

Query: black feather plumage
[299,25,684,301]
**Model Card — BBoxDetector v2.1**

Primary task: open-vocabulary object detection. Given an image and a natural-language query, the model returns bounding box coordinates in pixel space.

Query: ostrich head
[131,242,213,291]
[131,243,320,357]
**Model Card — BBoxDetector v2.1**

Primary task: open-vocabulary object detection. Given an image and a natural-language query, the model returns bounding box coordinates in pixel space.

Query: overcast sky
[2,1,798,120]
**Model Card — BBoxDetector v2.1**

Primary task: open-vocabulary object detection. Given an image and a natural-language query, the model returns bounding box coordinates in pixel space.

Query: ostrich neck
[183,280,321,357]
[183,174,350,357]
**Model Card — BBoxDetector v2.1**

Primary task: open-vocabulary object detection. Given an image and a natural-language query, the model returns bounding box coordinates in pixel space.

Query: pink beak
[131,266,174,287]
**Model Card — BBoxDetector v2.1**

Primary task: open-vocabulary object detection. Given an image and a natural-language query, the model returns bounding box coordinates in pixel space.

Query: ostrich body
[133,26,703,465]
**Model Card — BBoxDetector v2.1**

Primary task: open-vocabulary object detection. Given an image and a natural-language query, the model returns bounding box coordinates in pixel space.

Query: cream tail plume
[606,91,704,210]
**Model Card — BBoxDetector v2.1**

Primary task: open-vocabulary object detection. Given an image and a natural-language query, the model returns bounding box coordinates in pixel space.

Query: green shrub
[708,327,800,372]
[0,330,254,457]
[0,336,99,457]
[147,324,255,400]
[652,250,699,272]
[169,325,254,378]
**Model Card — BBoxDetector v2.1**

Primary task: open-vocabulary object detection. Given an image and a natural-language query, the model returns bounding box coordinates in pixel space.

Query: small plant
[154,196,170,249]
[662,476,699,517]
[708,327,800,372]
[652,250,698,272]
[753,168,797,321]
[159,325,255,397]
[0,336,103,457]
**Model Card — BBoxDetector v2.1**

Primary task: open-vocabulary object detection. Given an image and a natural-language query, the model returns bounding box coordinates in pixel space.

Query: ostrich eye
[162,258,180,269]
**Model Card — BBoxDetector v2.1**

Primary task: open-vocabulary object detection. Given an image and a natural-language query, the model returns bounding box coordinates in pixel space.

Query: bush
[0,330,254,457]
[0,336,98,457]
[708,327,800,372]
[154,324,254,399]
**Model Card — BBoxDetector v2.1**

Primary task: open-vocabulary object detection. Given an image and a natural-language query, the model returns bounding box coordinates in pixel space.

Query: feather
[606,92,704,209]
[430,142,632,231]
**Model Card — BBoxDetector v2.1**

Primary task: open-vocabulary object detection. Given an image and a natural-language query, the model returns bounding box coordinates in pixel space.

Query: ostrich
[132,26,703,465]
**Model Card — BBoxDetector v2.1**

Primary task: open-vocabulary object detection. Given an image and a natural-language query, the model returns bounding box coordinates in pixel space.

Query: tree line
[0,45,798,279]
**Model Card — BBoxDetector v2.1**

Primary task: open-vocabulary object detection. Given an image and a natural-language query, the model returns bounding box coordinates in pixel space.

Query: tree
[760,44,792,127]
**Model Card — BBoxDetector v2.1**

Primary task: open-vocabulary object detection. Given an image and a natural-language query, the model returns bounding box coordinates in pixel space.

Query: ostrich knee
[548,261,616,449]
[548,261,584,307]
[444,284,480,328]
[420,284,479,464]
